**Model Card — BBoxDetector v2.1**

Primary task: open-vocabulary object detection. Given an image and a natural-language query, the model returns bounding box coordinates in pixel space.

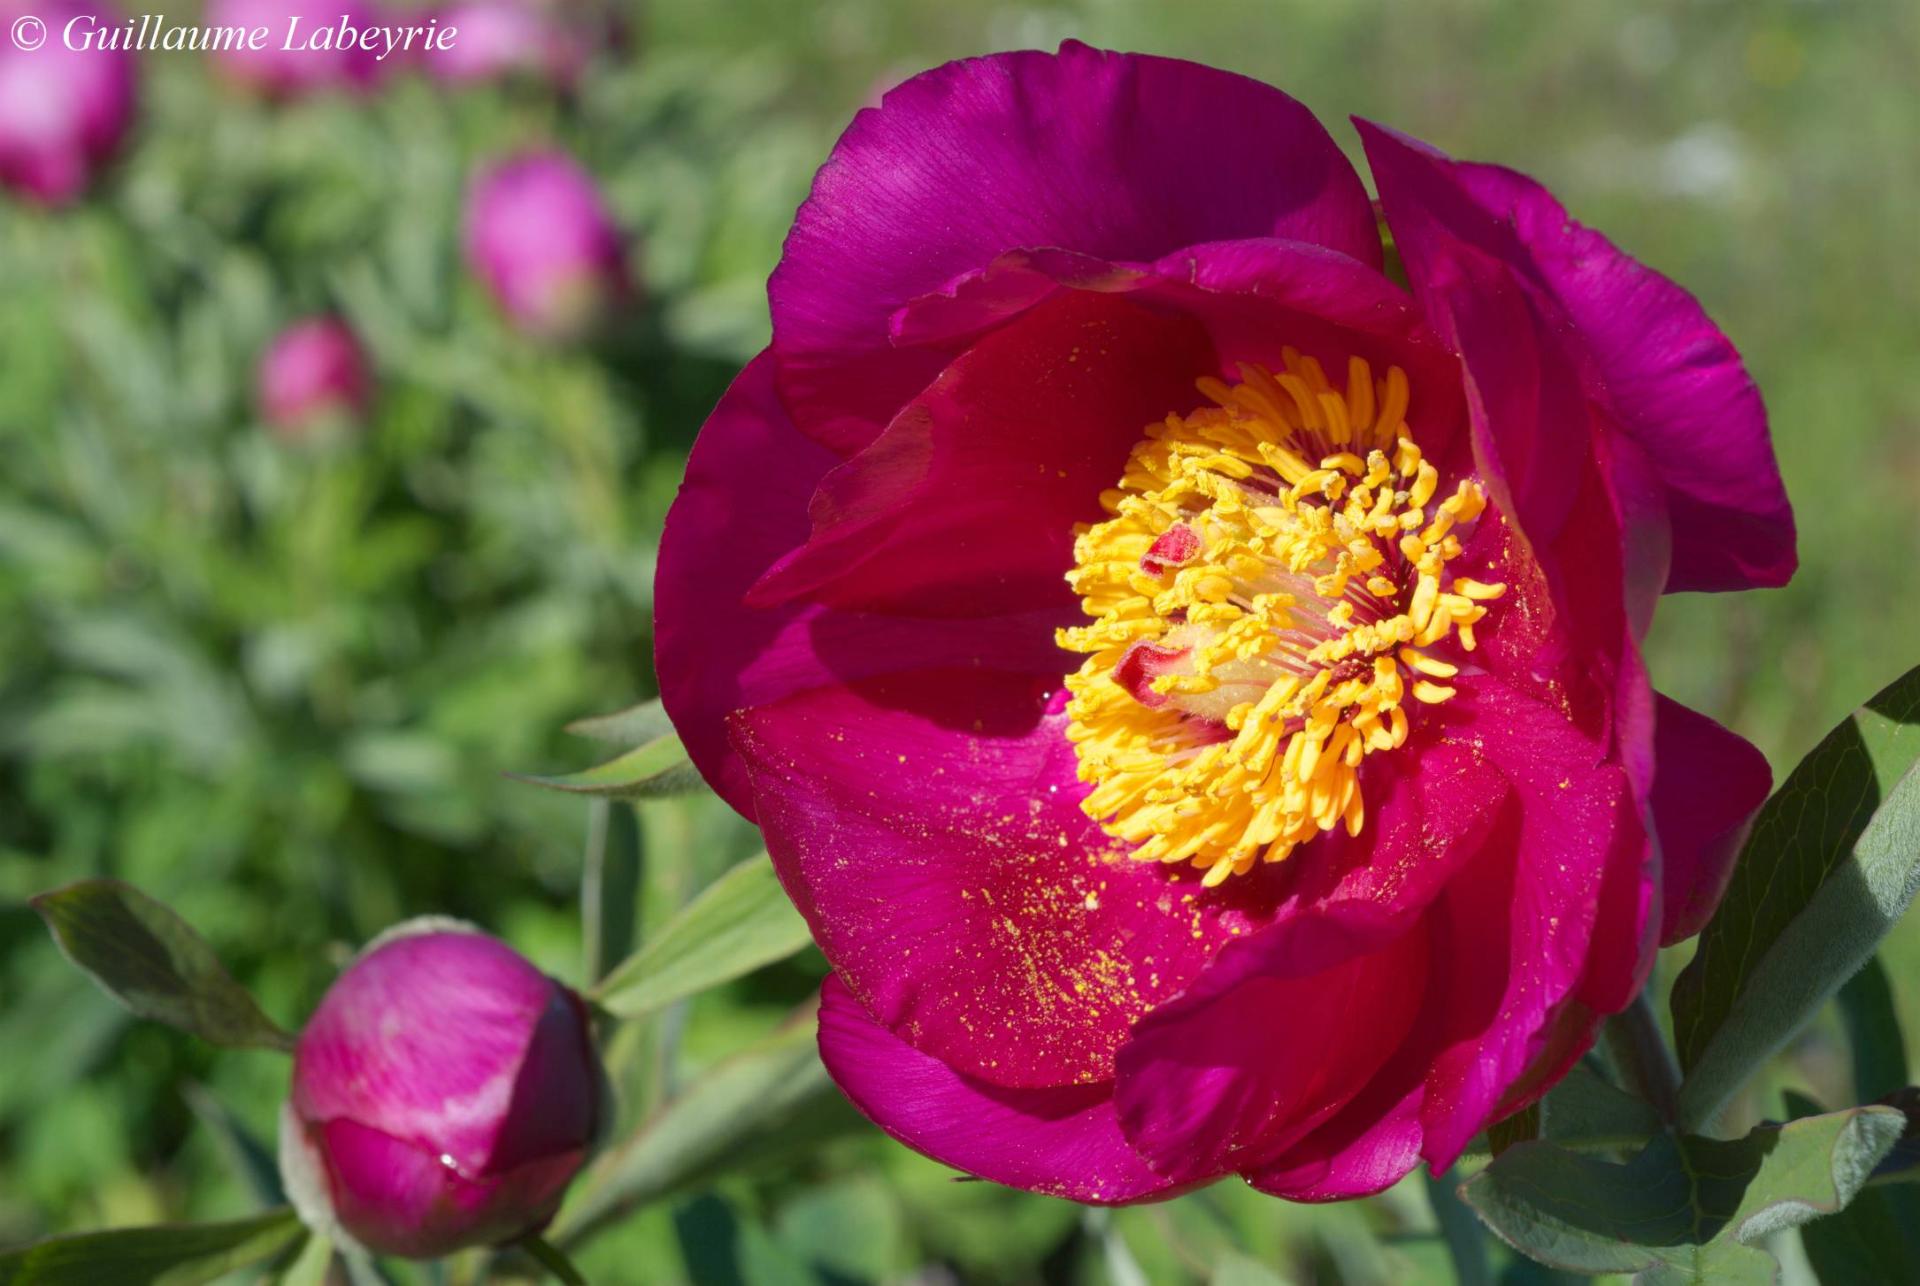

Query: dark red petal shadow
[654,353,1070,817]
[1651,692,1772,944]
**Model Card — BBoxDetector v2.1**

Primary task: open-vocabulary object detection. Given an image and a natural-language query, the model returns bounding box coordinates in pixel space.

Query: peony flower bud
[257,316,372,436]
[429,0,587,89]
[0,0,137,205]
[280,921,605,1259]
[463,150,630,339]
[204,0,383,99]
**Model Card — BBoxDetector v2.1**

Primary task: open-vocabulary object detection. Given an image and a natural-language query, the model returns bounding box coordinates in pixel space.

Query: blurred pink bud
[203,0,383,99]
[258,317,372,434]
[0,1,137,205]
[463,149,630,339]
[281,921,605,1259]
[430,0,586,88]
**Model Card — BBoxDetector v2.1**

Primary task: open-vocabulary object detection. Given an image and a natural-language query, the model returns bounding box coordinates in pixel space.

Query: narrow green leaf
[581,800,642,985]
[519,1235,588,1285]
[30,880,294,1053]
[565,698,674,748]
[507,733,704,801]
[552,1012,861,1245]
[1461,1106,1904,1283]
[1837,955,1909,1103]
[277,1232,330,1286]
[181,1083,284,1206]
[1671,664,1920,1130]
[1423,1169,1492,1286]
[0,1207,304,1286]
[590,854,810,1018]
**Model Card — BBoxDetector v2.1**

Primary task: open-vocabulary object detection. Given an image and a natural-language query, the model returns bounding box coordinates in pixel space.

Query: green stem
[1605,988,1682,1126]
[519,1235,587,1286]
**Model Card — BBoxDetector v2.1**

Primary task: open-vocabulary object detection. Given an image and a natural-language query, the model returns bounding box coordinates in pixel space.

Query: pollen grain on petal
[1058,352,1502,885]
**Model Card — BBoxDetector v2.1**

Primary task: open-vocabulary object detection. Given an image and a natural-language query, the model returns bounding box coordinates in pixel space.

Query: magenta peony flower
[463,150,629,339]
[204,0,383,99]
[279,921,604,1257]
[429,0,587,88]
[0,1,137,205]
[653,43,1795,1203]
[258,316,373,435]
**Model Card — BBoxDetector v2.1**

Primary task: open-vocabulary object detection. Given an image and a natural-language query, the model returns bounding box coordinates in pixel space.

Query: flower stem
[520,1234,588,1286]
[1604,988,1682,1126]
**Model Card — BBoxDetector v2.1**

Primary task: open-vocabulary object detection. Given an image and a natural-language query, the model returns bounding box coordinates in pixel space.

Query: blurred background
[1,0,1916,1281]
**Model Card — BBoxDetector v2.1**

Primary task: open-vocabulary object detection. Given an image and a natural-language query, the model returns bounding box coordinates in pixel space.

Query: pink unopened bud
[430,0,587,88]
[0,1,137,205]
[281,922,605,1259]
[257,317,371,435]
[463,150,630,339]
[203,0,383,98]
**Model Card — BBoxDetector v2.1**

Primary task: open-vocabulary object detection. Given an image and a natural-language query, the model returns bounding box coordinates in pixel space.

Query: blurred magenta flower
[463,149,629,339]
[204,0,383,98]
[430,0,587,88]
[258,316,372,435]
[655,43,1792,1202]
[0,0,136,205]
[280,921,604,1258]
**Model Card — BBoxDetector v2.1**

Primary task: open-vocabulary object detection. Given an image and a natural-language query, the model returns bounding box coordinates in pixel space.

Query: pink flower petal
[1357,121,1793,593]
[770,41,1379,454]
[732,668,1288,1089]
[749,290,1214,621]
[655,353,1072,817]
[1112,724,1509,1183]
[1651,693,1772,944]
[817,976,1180,1203]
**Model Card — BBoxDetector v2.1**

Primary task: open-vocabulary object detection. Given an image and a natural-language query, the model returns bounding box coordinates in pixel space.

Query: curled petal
[771,41,1380,453]
[817,976,1181,1204]
[1357,120,1792,593]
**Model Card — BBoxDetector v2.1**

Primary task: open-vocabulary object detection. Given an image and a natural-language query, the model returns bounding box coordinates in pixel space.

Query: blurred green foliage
[1,0,1916,1282]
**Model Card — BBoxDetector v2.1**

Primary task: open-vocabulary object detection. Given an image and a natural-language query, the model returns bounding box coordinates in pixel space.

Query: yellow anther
[1059,357,1498,882]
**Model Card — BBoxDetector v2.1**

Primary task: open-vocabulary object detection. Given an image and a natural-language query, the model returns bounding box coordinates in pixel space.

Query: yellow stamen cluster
[1058,350,1505,887]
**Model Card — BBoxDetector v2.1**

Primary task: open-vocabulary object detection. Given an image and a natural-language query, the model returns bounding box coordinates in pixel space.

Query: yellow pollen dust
[1057,350,1505,888]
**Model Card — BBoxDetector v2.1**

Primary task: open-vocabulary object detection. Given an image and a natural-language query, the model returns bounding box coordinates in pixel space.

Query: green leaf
[1461,1105,1904,1283]
[565,698,674,748]
[1461,1064,1663,1161]
[1837,955,1909,1103]
[277,1232,331,1286]
[0,1207,304,1286]
[1784,1091,1920,1286]
[30,880,294,1053]
[1423,1169,1493,1286]
[582,799,642,985]
[507,733,704,801]
[1671,664,1920,1131]
[590,854,811,1019]
[1208,1251,1291,1286]
[181,1083,284,1206]
[1487,1102,1541,1158]
[552,1011,861,1246]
